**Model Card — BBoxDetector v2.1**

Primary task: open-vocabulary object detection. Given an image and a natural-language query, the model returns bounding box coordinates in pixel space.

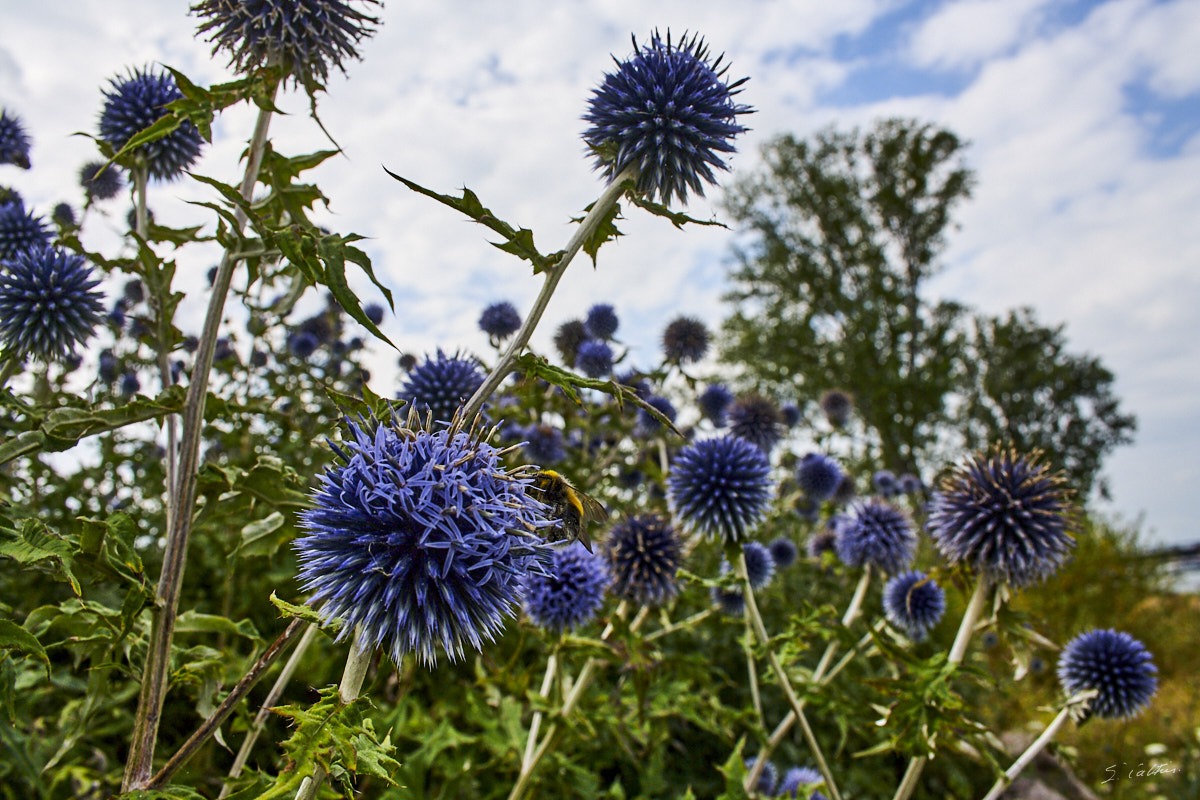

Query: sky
[1,0,1198,549]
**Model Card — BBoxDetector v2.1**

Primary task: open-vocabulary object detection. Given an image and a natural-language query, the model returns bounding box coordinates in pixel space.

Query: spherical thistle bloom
[523,542,610,634]
[806,529,837,561]
[582,31,752,206]
[835,499,917,575]
[796,452,843,502]
[710,564,744,616]
[52,203,76,229]
[636,395,677,435]
[398,352,417,372]
[1057,629,1157,720]
[898,473,923,495]
[119,370,141,397]
[0,245,105,362]
[98,349,118,384]
[554,319,588,365]
[0,200,51,261]
[399,350,485,426]
[927,449,1074,587]
[832,473,857,505]
[662,315,710,364]
[768,536,798,569]
[727,394,783,454]
[605,514,683,607]
[193,0,381,90]
[80,161,125,201]
[287,330,319,358]
[698,383,733,426]
[574,338,614,378]
[617,368,652,398]
[819,389,853,428]
[740,541,775,590]
[479,300,521,339]
[778,766,827,800]
[668,434,772,543]
[744,757,778,797]
[296,417,553,666]
[0,109,31,169]
[883,571,946,642]
[522,423,567,466]
[584,302,619,340]
[872,469,898,497]
[98,67,204,181]
[780,402,801,428]
[364,302,384,326]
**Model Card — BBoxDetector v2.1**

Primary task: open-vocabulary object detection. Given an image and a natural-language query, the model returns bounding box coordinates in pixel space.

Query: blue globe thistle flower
[710,565,744,616]
[898,473,923,495]
[740,541,775,590]
[832,473,857,505]
[0,245,104,362]
[119,370,141,397]
[296,416,552,666]
[582,31,752,206]
[364,302,384,325]
[523,423,567,466]
[780,402,801,428]
[835,499,917,575]
[80,161,125,201]
[523,542,609,634]
[287,330,319,358]
[107,302,127,331]
[584,303,619,340]
[193,0,381,90]
[616,368,652,398]
[698,383,733,426]
[123,279,145,304]
[398,352,417,371]
[98,349,118,384]
[668,435,772,543]
[575,338,614,378]
[883,571,945,642]
[778,766,827,799]
[52,203,76,229]
[213,337,236,363]
[662,315,710,363]
[927,449,1074,587]
[872,469,898,497]
[727,394,782,453]
[554,318,588,365]
[99,67,204,181]
[768,537,798,569]
[399,349,485,425]
[1057,629,1157,720]
[0,200,51,261]
[0,109,31,169]
[604,514,682,607]
[819,389,852,428]
[796,452,843,502]
[744,757,778,797]
[479,300,521,338]
[637,395,677,434]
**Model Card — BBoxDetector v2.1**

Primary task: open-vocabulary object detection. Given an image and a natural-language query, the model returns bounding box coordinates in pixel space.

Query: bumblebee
[529,470,609,552]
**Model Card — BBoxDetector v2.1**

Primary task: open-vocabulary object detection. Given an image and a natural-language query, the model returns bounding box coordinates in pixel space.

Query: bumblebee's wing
[576,493,609,525]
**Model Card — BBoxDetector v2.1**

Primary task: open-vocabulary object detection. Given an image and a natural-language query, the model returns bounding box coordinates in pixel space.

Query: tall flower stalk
[123,86,279,792]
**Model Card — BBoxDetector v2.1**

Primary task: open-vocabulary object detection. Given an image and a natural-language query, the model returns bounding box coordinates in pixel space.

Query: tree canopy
[720,118,1134,495]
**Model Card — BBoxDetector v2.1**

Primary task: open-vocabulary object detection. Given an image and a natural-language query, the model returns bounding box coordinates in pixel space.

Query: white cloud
[908,0,1055,71]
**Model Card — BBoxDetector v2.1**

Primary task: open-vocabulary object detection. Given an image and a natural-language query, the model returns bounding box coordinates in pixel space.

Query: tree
[956,308,1136,495]
[720,118,1134,495]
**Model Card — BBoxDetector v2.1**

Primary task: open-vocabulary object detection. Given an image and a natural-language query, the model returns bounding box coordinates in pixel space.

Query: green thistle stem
[521,649,559,772]
[219,622,321,799]
[644,606,715,642]
[745,567,871,793]
[295,637,373,800]
[980,700,1082,800]
[508,602,647,800]
[122,83,280,793]
[462,165,638,422]
[891,577,991,800]
[734,550,842,800]
[745,613,764,727]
